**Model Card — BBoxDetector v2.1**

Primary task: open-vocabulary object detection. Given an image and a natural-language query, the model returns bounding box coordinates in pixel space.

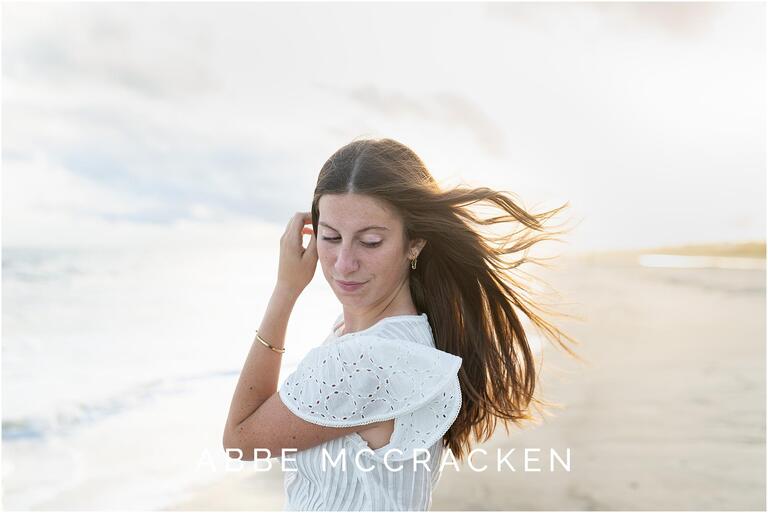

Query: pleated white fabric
[277,312,463,511]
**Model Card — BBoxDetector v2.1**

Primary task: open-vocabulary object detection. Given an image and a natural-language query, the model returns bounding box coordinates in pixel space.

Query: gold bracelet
[255,330,285,354]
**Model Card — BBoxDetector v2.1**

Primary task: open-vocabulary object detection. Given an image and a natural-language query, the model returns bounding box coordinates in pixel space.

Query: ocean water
[1,244,342,510]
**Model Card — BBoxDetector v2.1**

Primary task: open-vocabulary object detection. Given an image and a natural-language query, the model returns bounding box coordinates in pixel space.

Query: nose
[334,243,359,276]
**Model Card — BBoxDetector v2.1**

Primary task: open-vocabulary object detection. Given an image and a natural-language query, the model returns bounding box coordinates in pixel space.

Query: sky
[1,2,765,253]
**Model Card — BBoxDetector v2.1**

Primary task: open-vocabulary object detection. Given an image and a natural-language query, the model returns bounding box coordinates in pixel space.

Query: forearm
[224,284,299,432]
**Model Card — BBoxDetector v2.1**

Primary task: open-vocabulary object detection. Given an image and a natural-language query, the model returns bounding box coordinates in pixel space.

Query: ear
[409,238,427,259]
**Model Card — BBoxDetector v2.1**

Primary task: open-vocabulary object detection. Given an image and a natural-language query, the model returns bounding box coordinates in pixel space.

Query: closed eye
[321,237,381,248]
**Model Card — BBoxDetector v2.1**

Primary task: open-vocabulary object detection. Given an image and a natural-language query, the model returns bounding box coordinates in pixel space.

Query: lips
[337,280,364,285]
[335,279,368,292]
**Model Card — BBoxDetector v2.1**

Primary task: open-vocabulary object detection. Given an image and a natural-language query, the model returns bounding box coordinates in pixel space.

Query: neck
[340,279,418,334]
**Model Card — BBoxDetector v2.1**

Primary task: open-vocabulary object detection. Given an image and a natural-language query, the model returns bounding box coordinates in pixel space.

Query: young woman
[223,137,579,510]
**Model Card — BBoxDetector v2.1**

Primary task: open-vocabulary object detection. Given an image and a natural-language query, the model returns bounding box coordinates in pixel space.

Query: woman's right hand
[275,211,318,297]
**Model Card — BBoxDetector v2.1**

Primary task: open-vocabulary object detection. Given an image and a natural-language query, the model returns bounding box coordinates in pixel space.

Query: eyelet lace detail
[279,332,462,461]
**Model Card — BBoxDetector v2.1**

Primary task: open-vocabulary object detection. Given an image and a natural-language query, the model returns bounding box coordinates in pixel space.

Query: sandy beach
[165,246,765,511]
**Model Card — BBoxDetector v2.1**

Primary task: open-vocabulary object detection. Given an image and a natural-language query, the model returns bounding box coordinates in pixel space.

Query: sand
[165,249,765,510]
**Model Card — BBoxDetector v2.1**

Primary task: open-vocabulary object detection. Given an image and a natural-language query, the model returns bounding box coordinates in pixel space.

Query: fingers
[289,211,317,261]
[305,225,317,253]
[295,211,311,227]
[286,212,313,248]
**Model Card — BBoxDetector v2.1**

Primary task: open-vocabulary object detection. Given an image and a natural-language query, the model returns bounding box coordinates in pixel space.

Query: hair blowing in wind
[311,137,582,463]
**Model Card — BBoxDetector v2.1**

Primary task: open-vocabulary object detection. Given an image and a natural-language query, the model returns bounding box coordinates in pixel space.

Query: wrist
[273,282,301,303]
[255,330,286,353]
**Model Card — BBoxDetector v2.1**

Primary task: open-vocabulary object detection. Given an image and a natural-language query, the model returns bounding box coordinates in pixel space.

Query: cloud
[1,2,763,251]
[1,151,283,249]
[341,85,508,157]
[3,3,218,99]
[485,2,723,39]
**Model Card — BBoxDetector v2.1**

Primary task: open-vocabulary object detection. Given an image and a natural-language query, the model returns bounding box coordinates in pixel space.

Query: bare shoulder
[356,418,395,450]
[357,418,395,432]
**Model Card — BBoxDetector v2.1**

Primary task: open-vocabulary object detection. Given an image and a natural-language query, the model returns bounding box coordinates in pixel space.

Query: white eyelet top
[278,312,463,511]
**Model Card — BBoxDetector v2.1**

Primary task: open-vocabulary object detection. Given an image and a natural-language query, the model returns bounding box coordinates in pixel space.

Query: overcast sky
[2,2,764,252]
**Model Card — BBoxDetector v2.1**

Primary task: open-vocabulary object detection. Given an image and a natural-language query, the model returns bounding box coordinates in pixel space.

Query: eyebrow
[318,222,389,233]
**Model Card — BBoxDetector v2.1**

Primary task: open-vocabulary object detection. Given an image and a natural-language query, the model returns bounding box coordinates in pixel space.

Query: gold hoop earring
[410,257,418,270]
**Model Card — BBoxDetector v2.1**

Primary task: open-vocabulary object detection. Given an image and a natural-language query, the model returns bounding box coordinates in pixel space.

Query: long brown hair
[311,137,581,462]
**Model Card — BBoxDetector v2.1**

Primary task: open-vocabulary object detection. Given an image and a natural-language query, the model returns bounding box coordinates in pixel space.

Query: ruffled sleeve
[278,333,462,461]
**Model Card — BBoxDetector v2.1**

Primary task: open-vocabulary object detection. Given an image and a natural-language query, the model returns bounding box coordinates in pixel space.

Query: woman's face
[316,193,421,307]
